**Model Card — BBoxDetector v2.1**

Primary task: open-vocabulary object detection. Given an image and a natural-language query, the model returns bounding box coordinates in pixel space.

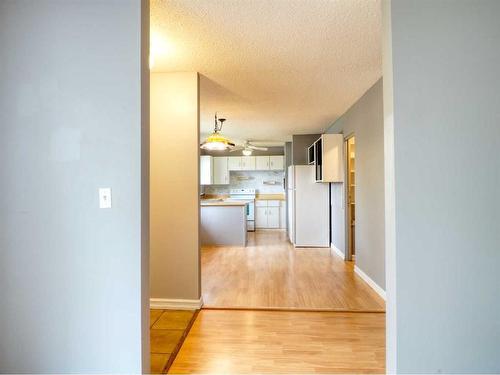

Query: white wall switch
[99,188,112,208]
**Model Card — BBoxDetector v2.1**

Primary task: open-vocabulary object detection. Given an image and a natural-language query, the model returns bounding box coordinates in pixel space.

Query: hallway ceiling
[151,0,381,142]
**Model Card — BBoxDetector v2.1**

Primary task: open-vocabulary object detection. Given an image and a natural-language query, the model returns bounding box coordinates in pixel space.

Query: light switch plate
[99,188,112,208]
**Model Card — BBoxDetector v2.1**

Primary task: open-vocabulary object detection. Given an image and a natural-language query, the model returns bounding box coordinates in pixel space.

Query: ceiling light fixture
[200,113,235,151]
[242,149,253,156]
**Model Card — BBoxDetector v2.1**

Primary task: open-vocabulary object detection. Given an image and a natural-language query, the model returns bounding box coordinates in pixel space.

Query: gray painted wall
[292,134,320,165]
[390,1,500,372]
[0,1,148,372]
[326,79,385,290]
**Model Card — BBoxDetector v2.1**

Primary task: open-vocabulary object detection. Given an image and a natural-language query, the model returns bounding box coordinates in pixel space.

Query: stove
[229,188,256,231]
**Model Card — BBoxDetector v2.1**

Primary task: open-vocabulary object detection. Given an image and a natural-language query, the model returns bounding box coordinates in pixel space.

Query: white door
[255,156,270,170]
[241,156,256,170]
[200,155,213,185]
[228,156,242,171]
[213,157,229,184]
[267,207,280,228]
[269,155,284,170]
[255,207,268,228]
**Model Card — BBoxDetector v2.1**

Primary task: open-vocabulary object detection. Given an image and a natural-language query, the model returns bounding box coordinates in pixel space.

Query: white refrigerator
[287,165,330,247]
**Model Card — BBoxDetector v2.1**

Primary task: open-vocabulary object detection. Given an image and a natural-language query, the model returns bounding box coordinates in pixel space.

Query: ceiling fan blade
[248,145,268,151]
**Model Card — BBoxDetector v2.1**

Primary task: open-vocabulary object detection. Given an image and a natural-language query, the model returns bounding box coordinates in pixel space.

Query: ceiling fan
[231,141,269,156]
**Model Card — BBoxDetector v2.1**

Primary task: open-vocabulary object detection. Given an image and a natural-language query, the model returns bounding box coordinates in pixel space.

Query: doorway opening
[345,136,356,262]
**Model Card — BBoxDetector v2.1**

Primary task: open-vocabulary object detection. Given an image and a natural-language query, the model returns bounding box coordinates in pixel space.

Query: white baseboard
[330,244,345,260]
[150,297,204,310]
[354,265,386,301]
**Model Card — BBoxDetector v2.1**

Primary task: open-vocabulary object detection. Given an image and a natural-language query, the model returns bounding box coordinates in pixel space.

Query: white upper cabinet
[255,156,270,170]
[200,155,213,185]
[241,156,256,170]
[228,156,242,171]
[269,155,284,170]
[213,157,229,185]
[320,134,344,183]
[255,155,284,170]
[226,155,284,171]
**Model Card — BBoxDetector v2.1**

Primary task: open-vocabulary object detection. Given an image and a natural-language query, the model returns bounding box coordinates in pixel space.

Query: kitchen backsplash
[204,170,285,195]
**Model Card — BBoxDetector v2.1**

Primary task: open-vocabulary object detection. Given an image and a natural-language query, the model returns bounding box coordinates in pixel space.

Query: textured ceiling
[151,0,381,143]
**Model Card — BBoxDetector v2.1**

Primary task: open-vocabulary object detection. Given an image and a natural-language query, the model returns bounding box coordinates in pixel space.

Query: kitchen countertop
[255,194,286,201]
[201,199,250,207]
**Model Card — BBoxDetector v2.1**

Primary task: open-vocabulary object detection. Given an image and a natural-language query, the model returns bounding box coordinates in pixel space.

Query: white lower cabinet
[255,206,268,228]
[255,200,283,229]
[267,207,280,228]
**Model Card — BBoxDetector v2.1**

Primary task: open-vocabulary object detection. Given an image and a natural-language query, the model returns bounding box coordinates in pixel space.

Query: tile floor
[150,309,197,374]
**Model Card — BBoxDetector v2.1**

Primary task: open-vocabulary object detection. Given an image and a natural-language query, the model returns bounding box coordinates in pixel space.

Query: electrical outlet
[99,188,112,208]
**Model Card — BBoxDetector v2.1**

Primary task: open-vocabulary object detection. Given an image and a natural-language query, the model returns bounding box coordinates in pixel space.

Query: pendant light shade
[201,132,232,151]
[200,113,234,151]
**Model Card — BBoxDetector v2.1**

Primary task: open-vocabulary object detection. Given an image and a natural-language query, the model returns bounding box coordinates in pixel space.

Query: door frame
[344,133,355,262]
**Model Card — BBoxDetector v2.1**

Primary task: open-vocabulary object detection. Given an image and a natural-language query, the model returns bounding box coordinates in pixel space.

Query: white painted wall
[0,0,148,372]
[388,0,500,372]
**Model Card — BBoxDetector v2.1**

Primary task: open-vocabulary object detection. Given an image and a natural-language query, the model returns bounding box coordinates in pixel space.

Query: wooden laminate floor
[202,230,385,311]
[169,309,385,374]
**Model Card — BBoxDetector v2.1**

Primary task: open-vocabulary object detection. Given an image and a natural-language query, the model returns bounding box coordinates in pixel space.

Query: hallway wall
[150,72,201,302]
[388,0,500,372]
[326,78,385,291]
[0,0,148,372]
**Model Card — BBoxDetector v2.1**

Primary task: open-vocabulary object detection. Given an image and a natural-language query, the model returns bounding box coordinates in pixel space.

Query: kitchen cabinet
[200,155,213,185]
[255,155,284,170]
[255,207,268,228]
[228,156,256,170]
[255,200,283,229]
[213,156,229,185]
[228,156,242,171]
[241,156,256,170]
[269,155,284,170]
[267,207,280,228]
[255,156,270,170]
[308,134,344,183]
